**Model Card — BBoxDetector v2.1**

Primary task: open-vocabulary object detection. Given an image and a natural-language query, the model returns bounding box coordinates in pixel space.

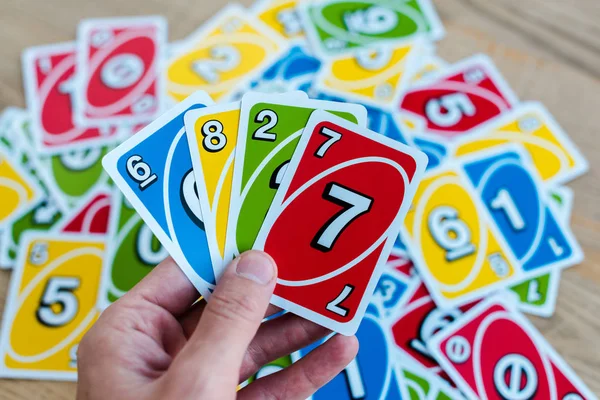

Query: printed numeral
[315,127,342,158]
[326,284,354,317]
[126,155,158,190]
[253,109,278,141]
[36,277,81,327]
[428,206,476,261]
[192,45,240,84]
[312,183,373,252]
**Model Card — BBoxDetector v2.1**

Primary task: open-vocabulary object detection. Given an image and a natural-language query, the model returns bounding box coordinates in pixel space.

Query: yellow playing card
[0,149,41,227]
[452,102,589,185]
[0,234,103,380]
[184,102,241,274]
[401,167,518,307]
[315,41,422,107]
[410,55,447,83]
[167,4,286,102]
[253,0,305,40]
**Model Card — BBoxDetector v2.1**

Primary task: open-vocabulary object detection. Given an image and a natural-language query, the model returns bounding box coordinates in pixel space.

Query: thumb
[168,251,277,393]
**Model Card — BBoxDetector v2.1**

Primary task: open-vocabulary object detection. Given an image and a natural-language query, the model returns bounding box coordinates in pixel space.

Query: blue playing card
[313,90,411,146]
[412,136,448,171]
[462,145,583,273]
[102,91,216,296]
[293,305,405,399]
[249,45,322,94]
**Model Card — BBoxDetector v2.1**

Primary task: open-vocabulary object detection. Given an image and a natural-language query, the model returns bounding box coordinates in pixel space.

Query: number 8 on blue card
[461,145,583,274]
[102,91,216,297]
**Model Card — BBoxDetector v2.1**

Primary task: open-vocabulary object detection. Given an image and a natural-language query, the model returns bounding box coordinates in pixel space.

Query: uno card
[102,91,216,297]
[53,187,112,234]
[390,280,474,383]
[254,111,427,334]
[399,54,519,139]
[315,41,423,107]
[299,0,444,58]
[22,43,119,154]
[0,148,43,229]
[240,355,293,389]
[410,54,448,84]
[0,154,67,269]
[412,135,448,171]
[227,93,368,264]
[508,185,571,319]
[75,16,167,126]
[401,163,520,307]
[248,44,322,95]
[98,191,166,309]
[42,145,113,207]
[453,102,589,185]
[371,267,415,319]
[428,297,597,400]
[185,101,242,274]
[509,271,561,318]
[252,0,305,40]
[0,233,104,380]
[398,362,465,400]
[461,145,583,276]
[167,4,286,102]
[0,107,27,150]
[550,186,574,225]
[313,90,412,146]
[292,306,406,399]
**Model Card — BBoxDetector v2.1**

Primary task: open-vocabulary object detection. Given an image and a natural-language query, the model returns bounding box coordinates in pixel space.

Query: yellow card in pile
[0,233,103,380]
[184,102,241,273]
[401,165,519,307]
[252,0,305,41]
[410,54,447,83]
[0,148,42,228]
[452,102,589,185]
[315,41,422,107]
[167,4,286,102]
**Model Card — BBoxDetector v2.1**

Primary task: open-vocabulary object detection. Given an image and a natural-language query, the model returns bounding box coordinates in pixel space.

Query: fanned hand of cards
[0,0,596,397]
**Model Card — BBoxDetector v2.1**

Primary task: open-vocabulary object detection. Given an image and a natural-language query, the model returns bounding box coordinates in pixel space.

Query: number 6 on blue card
[102,91,216,297]
[254,111,427,335]
[461,144,583,274]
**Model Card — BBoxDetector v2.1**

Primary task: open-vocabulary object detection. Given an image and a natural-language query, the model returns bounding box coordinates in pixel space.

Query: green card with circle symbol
[299,0,445,58]
[98,191,168,309]
[226,93,368,264]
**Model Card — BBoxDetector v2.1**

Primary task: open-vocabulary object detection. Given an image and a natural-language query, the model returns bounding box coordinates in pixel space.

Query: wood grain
[0,0,598,397]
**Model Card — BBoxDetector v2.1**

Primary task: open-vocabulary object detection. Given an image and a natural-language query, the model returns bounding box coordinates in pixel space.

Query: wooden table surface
[0,0,599,398]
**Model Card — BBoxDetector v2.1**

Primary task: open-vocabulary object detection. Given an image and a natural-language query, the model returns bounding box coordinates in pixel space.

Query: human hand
[76,250,358,400]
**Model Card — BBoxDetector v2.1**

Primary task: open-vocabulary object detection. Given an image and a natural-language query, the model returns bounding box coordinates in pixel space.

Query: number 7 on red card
[254,111,428,335]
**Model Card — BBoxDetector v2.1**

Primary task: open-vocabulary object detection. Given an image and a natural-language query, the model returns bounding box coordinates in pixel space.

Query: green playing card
[99,191,167,308]
[399,364,464,400]
[226,93,368,265]
[300,0,444,57]
[241,355,292,387]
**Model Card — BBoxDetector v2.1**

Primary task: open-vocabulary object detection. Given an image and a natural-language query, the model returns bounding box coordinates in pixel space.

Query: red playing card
[398,54,518,140]
[390,280,476,384]
[22,43,119,153]
[429,297,596,400]
[75,17,167,127]
[58,189,112,234]
[254,111,427,335]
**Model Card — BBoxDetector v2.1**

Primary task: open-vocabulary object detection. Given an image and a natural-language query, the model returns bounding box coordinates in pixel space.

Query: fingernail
[235,252,275,285]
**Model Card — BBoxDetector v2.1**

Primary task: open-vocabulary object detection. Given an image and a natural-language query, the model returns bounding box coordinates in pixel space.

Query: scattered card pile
[0,0,595,398]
